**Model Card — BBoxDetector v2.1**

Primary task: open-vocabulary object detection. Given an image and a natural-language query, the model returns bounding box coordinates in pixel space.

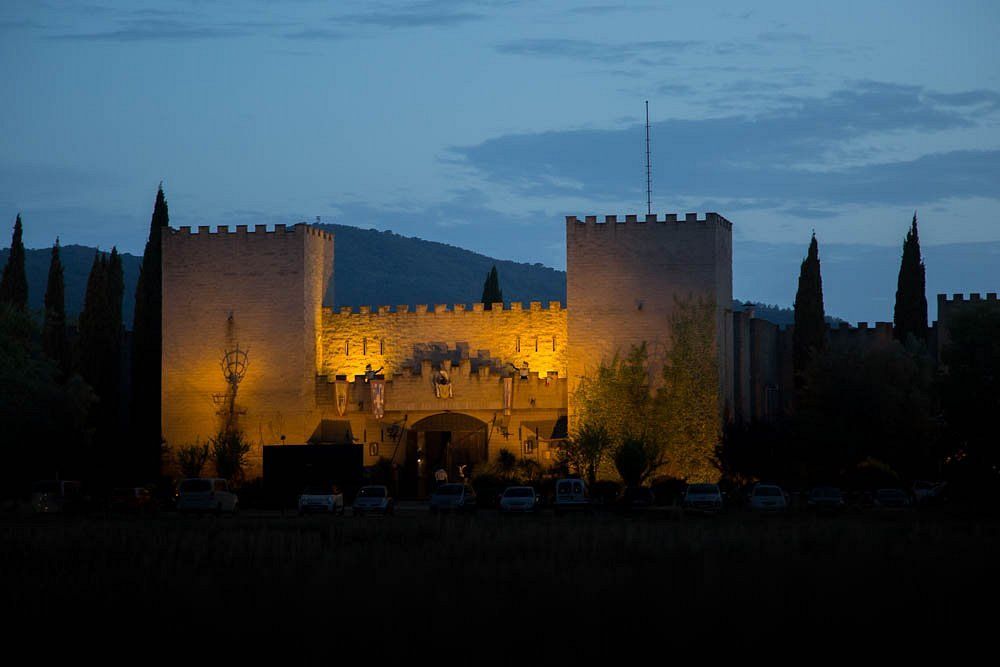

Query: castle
[160,215,999,489]
[162,213,734,486]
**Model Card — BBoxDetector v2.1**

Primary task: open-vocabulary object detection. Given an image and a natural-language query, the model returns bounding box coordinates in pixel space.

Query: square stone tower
[566,213,734,420]
[161,223,334,475]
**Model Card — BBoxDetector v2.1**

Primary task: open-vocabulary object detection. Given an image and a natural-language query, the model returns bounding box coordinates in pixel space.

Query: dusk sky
[2,1,998,299]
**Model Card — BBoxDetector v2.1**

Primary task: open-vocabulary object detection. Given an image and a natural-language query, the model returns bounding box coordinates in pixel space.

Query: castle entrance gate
[405,413,488,498]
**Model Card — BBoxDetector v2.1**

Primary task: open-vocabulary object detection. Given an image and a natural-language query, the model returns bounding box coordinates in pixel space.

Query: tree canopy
[793,233,827,386]
[480,265,503,309]
[0,214,28,310]
[893,212,928,343]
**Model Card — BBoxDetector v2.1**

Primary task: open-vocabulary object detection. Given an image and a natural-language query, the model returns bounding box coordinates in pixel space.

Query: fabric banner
[503,376,513,416]
[434,370,453,399]
[335,380,348,417]
[370,379,385,419]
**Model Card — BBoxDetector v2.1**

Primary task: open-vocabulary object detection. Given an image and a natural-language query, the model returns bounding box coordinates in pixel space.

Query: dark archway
[405,412,488,497]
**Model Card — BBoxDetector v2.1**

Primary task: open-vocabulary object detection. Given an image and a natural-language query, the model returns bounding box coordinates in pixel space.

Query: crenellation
[359,306,370,315]
[434,304,448,313]
[626,214,638,222]
[989,293,998,301]
[472,303,484,312]
[970,293,981,301]
[565,212,732,227]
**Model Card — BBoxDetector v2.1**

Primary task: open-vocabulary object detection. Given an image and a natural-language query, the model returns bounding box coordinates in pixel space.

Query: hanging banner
[335,380,349,417]
[370,379,385,419]
[434,369,453,399]
[503,376,513,416]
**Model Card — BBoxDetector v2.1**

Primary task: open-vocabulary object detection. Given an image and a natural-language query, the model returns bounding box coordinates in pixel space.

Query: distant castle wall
[936,292,1000,361]
[565,213,734,419]
[161,223,334,476]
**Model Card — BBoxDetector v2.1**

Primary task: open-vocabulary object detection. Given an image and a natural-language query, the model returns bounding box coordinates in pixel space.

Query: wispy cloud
[450,82,1000,209]
[496,38,698,65]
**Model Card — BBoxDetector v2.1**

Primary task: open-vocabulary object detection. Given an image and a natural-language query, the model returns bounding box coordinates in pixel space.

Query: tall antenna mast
[645,100,652,216]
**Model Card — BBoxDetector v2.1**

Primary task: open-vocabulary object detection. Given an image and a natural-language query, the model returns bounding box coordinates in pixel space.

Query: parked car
[353,485,394,516]
[498,486,540,513]
[175,478,239,515]
[616,486,657,512]
[682,483,724,514]
[748,484,788,511]
[874,488,911,509]
[297,484,344,515]
[807,486,846,513]
[31,480,84,514]
[110,487,159,514]
[554,478,590,514]
[912,480,947,507]
[430,483,477,513]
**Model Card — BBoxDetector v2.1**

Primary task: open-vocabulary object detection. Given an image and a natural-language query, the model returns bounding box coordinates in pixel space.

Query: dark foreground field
[3,511,996,650]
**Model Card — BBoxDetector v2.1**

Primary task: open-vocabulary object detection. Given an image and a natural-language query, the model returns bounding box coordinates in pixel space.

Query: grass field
[2,510,995,648]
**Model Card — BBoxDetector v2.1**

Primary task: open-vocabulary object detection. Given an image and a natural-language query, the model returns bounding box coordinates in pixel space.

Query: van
[554,478,590,514]
[176,478,239,514]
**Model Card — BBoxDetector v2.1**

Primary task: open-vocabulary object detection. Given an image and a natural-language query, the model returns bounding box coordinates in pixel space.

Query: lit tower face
[565,213,734,420]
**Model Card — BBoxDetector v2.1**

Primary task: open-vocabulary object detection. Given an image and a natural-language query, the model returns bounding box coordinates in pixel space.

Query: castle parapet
[565,212,732,229]
[323,301,566,316]
[167,222,333,240]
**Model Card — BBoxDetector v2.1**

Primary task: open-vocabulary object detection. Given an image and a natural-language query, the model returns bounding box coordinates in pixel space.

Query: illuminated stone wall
[319,301,567,380]
[161,223,333,476]
[566,213,735,420]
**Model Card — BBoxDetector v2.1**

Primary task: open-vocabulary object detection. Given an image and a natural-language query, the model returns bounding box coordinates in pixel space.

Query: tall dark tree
[893,212,928,343]
[0,214,28,310]
[793,233,827,387]
[132,185,169,481]
[77,251,109,393]
[42,239,70,378]
[481,265,503,310]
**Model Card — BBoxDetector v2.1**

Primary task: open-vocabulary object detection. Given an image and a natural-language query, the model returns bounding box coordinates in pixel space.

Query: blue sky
[2,1,999,305]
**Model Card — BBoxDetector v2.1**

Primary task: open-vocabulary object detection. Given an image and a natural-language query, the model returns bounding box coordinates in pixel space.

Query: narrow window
[380,339,384,355]
[515,336,521,353]
[552,335,557,351]
[345,339,350,356]
[534,337,539,352]
[363,337,368,355]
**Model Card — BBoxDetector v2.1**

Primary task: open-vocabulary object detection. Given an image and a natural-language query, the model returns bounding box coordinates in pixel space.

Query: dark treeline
[719,213,1000,502]
[0,186,167,497]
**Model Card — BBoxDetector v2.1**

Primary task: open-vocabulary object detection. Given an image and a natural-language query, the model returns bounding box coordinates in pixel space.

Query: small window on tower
[345,339,350,356]
[380,339,384,355]
[552,336,557,351]
[535,337,539,352]
[515,336,521,353]
[363,337,368,355]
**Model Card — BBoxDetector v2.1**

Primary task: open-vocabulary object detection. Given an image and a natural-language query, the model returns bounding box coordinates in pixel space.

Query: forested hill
[317,223,565,308]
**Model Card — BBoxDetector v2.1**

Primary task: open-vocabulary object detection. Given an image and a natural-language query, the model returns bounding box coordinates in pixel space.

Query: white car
[683,483,724,513]
[499,486,540,513]
[748,484,788,511]
[298,484,345,515]
[176,478,239,514]
[352,485,393,515]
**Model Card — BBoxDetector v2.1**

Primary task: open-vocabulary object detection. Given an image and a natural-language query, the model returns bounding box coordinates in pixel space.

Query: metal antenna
[645,100,652,216]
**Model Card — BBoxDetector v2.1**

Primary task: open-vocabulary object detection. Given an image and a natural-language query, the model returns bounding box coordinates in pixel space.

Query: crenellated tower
[566,212,734,420]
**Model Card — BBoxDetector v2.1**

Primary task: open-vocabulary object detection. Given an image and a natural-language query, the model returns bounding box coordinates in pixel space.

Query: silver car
[748,484,788,511]
[353,485,394,516]
[683,483,724,514]
[499,486,539,513]
[430,483,477,513]
[176,478,239,514]
[298,484,345,515]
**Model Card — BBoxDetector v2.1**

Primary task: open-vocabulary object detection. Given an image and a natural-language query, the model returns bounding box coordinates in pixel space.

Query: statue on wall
[434,369,453,398]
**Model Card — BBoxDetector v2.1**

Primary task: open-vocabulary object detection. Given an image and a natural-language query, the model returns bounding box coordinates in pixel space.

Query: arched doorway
[405,413,488,498]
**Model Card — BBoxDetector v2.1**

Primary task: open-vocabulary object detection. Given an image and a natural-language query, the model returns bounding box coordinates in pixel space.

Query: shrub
[175,443,209,478]
[211,428,251,482]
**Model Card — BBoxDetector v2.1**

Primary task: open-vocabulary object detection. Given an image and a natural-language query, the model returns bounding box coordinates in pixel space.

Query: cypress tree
[77,251,109,394]
[0,213,28,310]
[893,212,928,343]
[132,185,169,481]
[481,265,503,310]
[42,238,70,377]
[793,233,827,386]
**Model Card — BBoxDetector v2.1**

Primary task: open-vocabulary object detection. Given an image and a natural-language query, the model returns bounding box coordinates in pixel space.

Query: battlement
[165,222,333,241]
[324,301,564,316]
[938,292,999,304]
[833,321,894,333]
[566,212,732,230]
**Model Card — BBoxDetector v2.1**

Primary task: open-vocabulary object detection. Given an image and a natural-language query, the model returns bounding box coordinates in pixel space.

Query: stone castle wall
[319,301,567,380]
[565,213,734,419]
[161,223,333,476]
